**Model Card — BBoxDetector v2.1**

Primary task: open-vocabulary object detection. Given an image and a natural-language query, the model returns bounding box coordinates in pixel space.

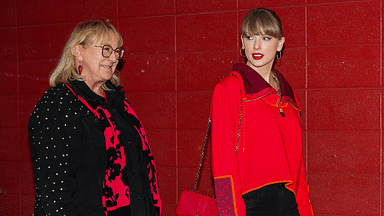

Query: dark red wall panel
[65,0,118,22]
[17,0,65,25]
[308,1,380,46]
[0,0,16,27]
[119,0,174,18]
[308,45,381,88]
[176,0,237,13]
[121,54,176,91]
[177,51,238,91]
[176,12,237,52]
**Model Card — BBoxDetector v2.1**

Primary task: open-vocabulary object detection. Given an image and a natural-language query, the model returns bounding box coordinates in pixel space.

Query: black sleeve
[29,94,84,215]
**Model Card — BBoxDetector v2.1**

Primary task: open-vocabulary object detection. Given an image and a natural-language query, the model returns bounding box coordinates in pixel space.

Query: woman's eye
[103,45,113,52]
[246,36,254,40]
[263,37,272,41]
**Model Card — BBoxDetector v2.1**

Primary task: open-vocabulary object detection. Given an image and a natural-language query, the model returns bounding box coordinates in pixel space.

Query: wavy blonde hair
[49,20,123,88]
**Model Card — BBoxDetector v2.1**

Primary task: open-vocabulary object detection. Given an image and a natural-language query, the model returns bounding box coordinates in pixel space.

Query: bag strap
[193,117,212,191]
[223,72,244,154]
[193,72,244,191]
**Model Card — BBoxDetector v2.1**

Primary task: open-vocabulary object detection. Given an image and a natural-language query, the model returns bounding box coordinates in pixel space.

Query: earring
[276,51,282,59]
[78,65,83,75]
[240,49,245,57]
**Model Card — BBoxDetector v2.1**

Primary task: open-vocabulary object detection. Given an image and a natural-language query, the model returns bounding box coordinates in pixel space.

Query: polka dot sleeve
[29,87,84,215]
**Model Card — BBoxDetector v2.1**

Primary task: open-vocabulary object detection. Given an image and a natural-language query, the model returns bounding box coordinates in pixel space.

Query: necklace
[271,71,280,91]
[271,71,285,117]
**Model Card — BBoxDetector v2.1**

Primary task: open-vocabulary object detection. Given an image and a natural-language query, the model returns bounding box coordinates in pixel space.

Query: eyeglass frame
[94,45,124,59]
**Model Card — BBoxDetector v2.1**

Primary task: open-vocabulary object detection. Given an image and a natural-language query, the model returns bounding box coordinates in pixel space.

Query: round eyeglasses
[94,45,124,59]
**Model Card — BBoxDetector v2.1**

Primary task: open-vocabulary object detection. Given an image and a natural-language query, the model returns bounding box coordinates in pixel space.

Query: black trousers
[242,183,300,216]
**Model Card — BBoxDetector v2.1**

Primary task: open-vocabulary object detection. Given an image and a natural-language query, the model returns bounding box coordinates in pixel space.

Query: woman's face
[241,30,284,72]
[77,33,120,88]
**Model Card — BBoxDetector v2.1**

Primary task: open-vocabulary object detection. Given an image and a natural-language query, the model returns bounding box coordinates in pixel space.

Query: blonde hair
[49,20,123,88]
[241,8,283,39]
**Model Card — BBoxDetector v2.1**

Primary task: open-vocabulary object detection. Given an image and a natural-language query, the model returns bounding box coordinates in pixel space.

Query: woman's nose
[253,38,261,50]
[108,51,119,62]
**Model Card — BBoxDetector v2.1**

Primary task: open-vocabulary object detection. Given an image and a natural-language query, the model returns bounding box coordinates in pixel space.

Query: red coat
[211,63,313,216]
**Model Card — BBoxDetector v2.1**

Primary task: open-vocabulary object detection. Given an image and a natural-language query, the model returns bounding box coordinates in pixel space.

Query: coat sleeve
[295,156,314,216]
[291,87,314,216]
[29,100,83,215]
[211,76,246,216]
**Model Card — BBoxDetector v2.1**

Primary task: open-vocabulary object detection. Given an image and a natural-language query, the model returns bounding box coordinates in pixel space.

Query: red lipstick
[252,53,264,60]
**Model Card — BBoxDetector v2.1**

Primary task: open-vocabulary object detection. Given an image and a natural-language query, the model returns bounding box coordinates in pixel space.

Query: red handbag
[176,118,218,216]
[176,189,218,216]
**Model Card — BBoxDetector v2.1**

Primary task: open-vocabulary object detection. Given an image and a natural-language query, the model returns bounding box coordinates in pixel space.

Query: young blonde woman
[211,8,313,216]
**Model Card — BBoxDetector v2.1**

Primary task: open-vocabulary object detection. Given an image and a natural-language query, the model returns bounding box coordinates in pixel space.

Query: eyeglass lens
[102,45,124,59]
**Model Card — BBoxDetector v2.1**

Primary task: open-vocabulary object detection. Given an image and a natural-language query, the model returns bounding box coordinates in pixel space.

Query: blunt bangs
[241,8,283,39]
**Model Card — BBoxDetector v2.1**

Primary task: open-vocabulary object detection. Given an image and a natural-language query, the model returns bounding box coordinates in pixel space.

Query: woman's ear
[240,36,244,49]
[277,37,285,52]
[72,45,83,62]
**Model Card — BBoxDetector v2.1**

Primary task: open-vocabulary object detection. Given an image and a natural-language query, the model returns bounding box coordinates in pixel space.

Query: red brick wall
[0,0,381,215]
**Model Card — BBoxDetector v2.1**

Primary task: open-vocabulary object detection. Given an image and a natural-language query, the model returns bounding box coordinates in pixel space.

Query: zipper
[276,90,303,117]
[277,91,285,117]
[279,107,285,117]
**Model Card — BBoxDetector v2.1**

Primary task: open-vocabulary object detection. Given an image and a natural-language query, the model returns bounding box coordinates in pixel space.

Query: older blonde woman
[29,20,161,216]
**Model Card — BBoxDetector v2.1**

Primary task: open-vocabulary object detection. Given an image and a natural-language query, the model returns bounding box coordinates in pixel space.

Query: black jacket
[28,81,161,216]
